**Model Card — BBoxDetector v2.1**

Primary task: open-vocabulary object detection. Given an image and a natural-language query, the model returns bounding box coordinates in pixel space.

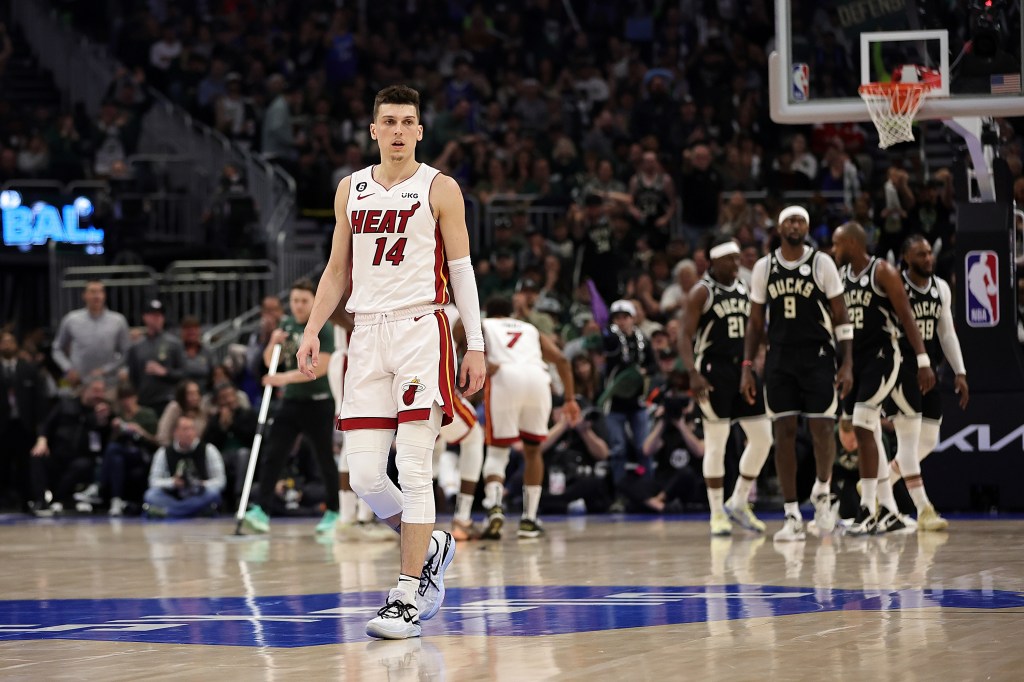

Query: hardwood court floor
[1,514,1023,681]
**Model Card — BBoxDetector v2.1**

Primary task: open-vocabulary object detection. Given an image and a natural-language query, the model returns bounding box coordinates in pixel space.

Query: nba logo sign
[965,250,999,327]
[792,63,810,101]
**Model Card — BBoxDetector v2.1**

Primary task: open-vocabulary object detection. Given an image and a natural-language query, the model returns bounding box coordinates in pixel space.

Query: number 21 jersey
[346,163,451,314]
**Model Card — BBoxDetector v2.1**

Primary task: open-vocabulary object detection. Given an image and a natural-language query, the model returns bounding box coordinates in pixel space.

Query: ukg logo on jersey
[965,250,999,327]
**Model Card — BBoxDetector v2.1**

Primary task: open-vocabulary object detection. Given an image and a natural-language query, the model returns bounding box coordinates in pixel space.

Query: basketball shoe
[812,492,837,533]
[710,511,733,536]
[917,504,949,532]
[365,589,421,640]
[723,498,766,533]
[774,514,806,542]
[847,505,877,536]
[517,518,545,538]
[480,506,504,540]
[416,530,455,621]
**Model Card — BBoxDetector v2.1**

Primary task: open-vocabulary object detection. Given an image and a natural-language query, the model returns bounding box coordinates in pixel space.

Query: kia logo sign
[935,424,1024,453]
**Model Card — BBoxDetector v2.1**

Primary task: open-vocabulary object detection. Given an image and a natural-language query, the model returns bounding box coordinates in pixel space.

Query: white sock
[707,486,725,514]
[484,481,504,509]
[919,420,941,463]
[340,490,358,524]
[877,477,898,513]
[396,574,419,605]
[455,492,474,522]
[523,485,542,521]
[731,477,754,504]
[860,478,878,512]
[908,485,931,514]
[784,501,801,519]
[811,478,831,499]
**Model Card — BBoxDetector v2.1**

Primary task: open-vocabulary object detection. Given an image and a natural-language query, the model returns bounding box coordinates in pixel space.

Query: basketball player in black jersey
[832,222,936,535]
[883,235,968,531]
[680,238,773,536]
[741,206,854,542]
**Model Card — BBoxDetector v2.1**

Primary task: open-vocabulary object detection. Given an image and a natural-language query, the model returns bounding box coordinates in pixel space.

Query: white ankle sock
[484,481,504,509]
[455,493,474,522]
[811,478,831,499]
[784,501,801,519]
[523,485,542,521]
[707,486,725,513]
[732,477,753,504]
[908,485,931,513]
[877,477,898,513]
[397,574,419,605]
[860,478,878,512]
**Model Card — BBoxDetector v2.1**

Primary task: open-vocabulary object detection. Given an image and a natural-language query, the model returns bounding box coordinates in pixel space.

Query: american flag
[991,73,1022,94]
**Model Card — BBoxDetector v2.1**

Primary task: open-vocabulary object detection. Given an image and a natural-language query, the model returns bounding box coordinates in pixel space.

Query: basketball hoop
[859,68,940,149]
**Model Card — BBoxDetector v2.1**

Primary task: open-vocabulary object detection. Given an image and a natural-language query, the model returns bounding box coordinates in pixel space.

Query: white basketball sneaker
[812,492,837,533]
[416,530,455,621]
[365,589,421,640]
[773,514,806,542]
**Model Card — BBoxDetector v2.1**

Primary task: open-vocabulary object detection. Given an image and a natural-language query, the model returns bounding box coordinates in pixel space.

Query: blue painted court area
[2,584,1023,648]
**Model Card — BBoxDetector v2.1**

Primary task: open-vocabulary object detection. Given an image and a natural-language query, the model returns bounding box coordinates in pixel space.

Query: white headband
[778,206,810,225]
[709,241,741,260]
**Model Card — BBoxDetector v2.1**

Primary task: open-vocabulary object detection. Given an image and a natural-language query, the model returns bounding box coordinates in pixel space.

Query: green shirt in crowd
[277,315,335,401]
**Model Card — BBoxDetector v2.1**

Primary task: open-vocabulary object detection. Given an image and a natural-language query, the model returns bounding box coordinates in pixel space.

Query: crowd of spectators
[5,2,1024,519]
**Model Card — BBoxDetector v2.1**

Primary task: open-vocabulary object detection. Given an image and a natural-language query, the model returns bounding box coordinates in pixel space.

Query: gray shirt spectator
[125,300,185,412]
[52,280,131,383]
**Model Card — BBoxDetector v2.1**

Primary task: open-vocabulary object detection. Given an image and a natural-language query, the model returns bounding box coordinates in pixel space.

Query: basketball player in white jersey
[295,85,486,640]
[475,296,581,539]
[434,391,486,540]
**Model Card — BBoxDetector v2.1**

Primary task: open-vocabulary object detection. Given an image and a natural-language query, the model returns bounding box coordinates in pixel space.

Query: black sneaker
[875,506,911,534]
[480,506,504,540]
[847,505,877,536]
[517,518,545,539]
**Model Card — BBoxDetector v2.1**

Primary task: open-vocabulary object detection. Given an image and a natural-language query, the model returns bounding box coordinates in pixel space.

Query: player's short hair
[485,296,514,318]
[290,277,317,296]
[901,233,928,256]
[373,85,420,121]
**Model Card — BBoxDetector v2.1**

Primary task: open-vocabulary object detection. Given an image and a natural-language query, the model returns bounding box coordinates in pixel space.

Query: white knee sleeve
[893,414,922,478]
[346,429,402,520]
[737,417,773,479]
[337,436,349,473]
[852,403,880,432]
[458,423,485,483]
[483,445,511,480]
[919,419,941,463]
[432,436,445,479]
[702,421,731,479]
[395,411,441,524]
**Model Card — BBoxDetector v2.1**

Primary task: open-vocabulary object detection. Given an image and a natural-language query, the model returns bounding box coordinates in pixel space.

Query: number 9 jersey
[345,163,451,314]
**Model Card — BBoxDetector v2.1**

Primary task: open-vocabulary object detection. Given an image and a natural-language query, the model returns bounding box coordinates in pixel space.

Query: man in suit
[0,331,51,510]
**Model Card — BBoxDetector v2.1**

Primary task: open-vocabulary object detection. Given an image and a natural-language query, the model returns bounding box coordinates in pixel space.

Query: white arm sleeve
[936,278,967,375]
[814,252,846,299]
[748,257,770,304]
[448,255,484,351]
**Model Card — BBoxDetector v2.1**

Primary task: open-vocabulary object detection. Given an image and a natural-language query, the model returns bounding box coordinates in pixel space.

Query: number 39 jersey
[482,317,547,372]
[693,275,750,362]
[345,163,450,314]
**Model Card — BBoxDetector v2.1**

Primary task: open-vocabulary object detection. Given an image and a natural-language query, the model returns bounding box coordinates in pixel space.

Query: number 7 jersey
[345,163,451,314]
[482,316,547,371]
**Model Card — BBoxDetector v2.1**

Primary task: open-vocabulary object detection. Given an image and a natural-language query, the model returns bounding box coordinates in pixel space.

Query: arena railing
[11,0,298,275]
[55,265,159,327]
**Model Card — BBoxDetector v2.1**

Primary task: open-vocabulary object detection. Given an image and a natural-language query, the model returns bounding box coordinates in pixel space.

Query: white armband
[448,255,484,351]
[835,323,854,341]
[916,353,931,369]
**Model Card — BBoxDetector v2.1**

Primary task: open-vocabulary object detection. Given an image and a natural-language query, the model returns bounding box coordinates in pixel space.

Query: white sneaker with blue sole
[416,530,455,621]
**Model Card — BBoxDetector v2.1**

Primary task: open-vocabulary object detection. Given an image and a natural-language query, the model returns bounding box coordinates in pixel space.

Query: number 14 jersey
[345,163,451,314]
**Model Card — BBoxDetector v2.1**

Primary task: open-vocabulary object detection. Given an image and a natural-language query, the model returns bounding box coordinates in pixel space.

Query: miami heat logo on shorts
[401,377,426,406]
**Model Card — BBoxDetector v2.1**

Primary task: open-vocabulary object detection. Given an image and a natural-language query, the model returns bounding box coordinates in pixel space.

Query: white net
[859,83,934,149]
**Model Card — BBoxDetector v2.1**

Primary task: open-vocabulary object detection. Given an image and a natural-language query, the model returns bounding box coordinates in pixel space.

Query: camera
[663,395,691,421]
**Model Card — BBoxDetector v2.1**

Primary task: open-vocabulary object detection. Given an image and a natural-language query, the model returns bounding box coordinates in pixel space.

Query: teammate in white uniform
[295,85,486,640]
[475,297,580,539]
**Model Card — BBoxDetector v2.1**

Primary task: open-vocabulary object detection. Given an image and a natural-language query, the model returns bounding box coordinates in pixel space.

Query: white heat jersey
[482,317,547,373]
[345,163,450,313]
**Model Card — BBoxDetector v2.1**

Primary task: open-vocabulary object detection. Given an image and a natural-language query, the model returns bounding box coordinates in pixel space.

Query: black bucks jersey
[841,257,898,357]
[764,248,834,348]
[693,274,765,421]
[901,272,943,367]
[693,275,750,364]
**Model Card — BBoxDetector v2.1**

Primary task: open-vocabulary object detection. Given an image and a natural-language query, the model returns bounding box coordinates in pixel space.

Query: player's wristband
[835,323,854,341]
[916,353,931,369]
[741,360,754,369]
